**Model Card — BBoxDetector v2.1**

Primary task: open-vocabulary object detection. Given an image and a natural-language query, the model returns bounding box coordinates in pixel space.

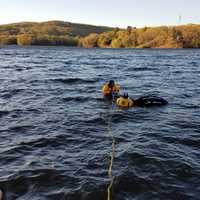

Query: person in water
[102,80,120,98]
[116,93,134,108]
[116,93,168,108]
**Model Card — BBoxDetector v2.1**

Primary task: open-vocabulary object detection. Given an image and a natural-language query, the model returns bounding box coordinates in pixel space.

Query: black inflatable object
[104,93,168,107]
[134,95,168,107]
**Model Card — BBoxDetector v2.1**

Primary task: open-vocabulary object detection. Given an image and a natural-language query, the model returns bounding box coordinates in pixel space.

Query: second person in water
[116,93,134,108]
[102,80,134,107]
[116,93,168,108]
[102,80,120,98]
[102,80,168,108]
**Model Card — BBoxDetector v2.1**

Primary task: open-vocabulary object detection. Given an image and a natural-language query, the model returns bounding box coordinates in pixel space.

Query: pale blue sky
[1,0,200,27]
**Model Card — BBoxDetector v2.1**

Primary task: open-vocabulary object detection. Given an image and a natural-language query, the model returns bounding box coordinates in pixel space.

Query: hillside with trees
[80,24,200,48]
[0,21,113,46]
[0,21,200,48]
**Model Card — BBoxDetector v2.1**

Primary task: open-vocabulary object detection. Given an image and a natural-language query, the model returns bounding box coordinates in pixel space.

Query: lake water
[0,46,200,200]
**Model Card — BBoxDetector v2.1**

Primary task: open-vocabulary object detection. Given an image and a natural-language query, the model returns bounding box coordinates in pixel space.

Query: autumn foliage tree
[80,33,99,48]
[0,35,17,45]
[0,21,112,46]
[0,21,200,48]
[17,34,33,45]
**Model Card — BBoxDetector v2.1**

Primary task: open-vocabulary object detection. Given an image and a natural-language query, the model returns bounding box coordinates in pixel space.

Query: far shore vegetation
[0,21,200,48]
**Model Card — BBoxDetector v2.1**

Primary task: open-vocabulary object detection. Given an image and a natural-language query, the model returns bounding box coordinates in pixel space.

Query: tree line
[0,34,78,46]
[80,25,200,48]
[0,21,200,48]
[0,21,112,46]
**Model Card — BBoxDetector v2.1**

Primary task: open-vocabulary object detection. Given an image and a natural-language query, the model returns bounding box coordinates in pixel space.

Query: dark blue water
[0,46,200,200]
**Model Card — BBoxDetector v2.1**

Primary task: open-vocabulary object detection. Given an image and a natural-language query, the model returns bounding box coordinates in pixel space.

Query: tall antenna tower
[178,15,182,25]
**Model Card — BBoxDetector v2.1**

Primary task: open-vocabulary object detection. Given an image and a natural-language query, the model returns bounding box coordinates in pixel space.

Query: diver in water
[116,93,168,108]
[102,80,120,99]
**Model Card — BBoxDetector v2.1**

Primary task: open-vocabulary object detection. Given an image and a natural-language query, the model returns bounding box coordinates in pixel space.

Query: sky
[1,0,200,28]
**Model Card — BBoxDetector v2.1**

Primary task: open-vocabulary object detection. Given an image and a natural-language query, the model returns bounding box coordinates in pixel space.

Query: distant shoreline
[0,44,200,50]
[0,21,200,48]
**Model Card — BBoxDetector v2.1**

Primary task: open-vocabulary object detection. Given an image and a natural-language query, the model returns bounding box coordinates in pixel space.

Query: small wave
[1,53,13,56]
[189,61,198,66]
[163,64,173,67]
[1,89,25,99]
[113,150,198,199]
[52,78,98,84]
[15,68,24,71]
[0,110,9,118]
[16,133,80,149]
[179,93,192,98]
[173,121,200,130]
[173,70,183,74]
[182,104,200,109]
[0,169,80,200]
[45,182,107,200]
[128,67,155,72]
[163,136,200,149]
[119,151,160,166]
[110,111,147,123]
[27,61,41,65]
[19,137,63,148]
[82,116,107,126]
[62,96,90,102]
[63,61,73,65]
[9,125,34,133]
[8,88,25,95]
[113,173,153,196]
[95,97,105,101]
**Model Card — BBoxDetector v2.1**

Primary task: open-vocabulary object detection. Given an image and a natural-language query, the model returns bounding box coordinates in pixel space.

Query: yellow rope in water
[107,104,116,200]
[107,139,115,200]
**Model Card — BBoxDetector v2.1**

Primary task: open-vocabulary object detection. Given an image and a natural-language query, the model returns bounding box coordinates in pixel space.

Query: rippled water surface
[0,46,200,200]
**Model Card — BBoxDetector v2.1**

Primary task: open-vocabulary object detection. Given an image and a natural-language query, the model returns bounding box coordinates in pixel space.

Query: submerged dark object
[134,95,168,107]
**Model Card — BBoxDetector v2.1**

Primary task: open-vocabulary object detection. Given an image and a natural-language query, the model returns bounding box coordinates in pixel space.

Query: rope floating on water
[107,103,116,200]
[107,138,115,200]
